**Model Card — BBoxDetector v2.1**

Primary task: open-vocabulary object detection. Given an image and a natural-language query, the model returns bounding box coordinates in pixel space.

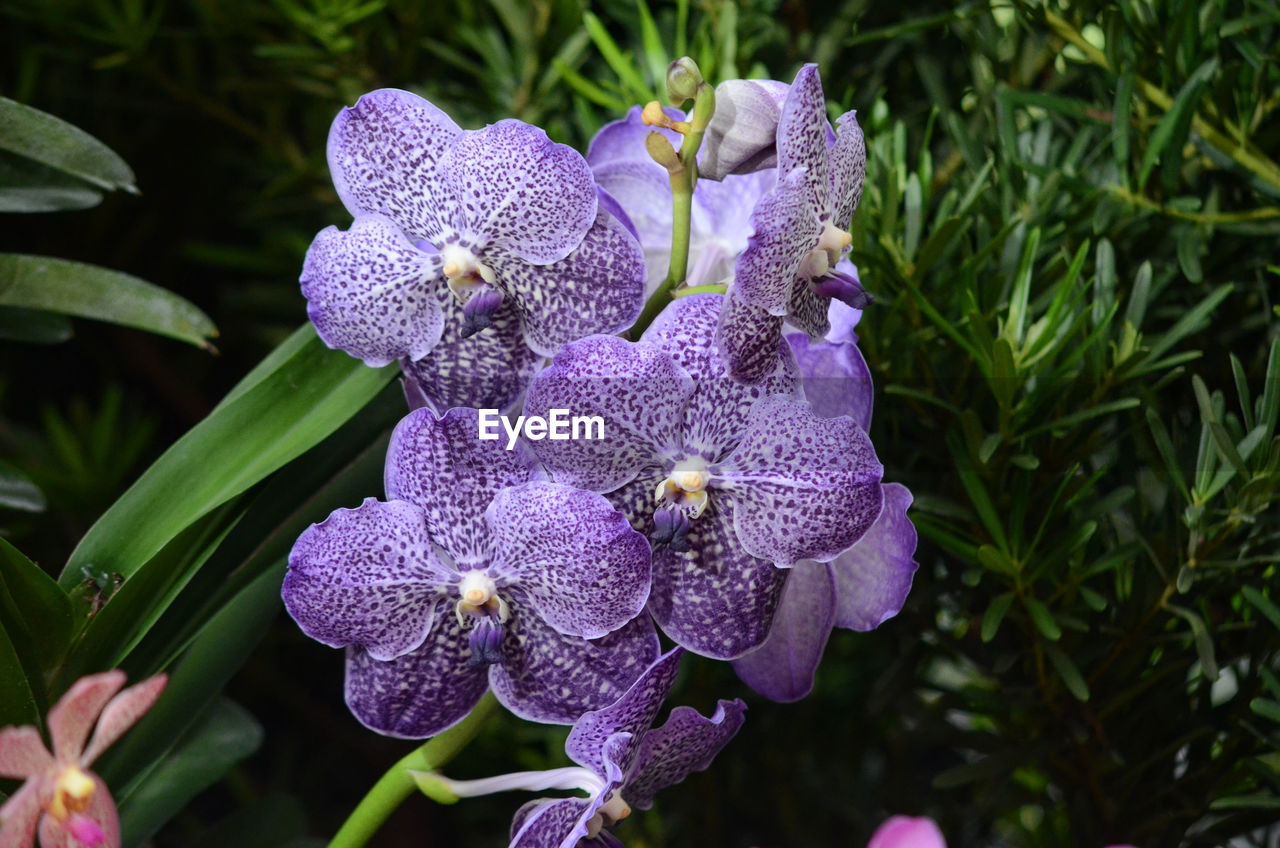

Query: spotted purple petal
[437,120,596,264]
[714,396,884,565]
[486,483,651,638]
[730,560,836,701]
[385,407,535,566]
[524,334,693,492]
[830,110,867,230]
[490,597,661,725]
[283,498,451,661]
[509,797,599,848]
[732,168,822,316]
[641,294,801,457]
[327,88,462,241]
[787,327,873,429]
[623,698,747,809]
[565,648,683,779]
[833,483,918,631]
[646,497,788,658]
[399,286,543,415]
[788,279,832,339]
[776,64,832,216]
[714,286,788,384]
[343,602,489,739]
[487,210,646,356]
[300,214,446,367]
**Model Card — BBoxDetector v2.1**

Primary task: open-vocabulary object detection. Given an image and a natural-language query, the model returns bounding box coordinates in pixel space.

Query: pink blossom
[0,670,166,848]
[867,816,947,848]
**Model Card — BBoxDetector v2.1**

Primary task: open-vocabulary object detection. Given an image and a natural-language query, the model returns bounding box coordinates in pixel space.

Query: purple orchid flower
[524,293,884,660]
[732,309,918,701]
[420,648,744,848]
[301,88,647,411]
[868,816,948,848]
[282,407,659,738]
[587,105,774,294]
[715,64,870,383]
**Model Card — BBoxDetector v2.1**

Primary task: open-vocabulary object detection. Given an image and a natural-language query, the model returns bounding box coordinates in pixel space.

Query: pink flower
[0,670,166,848]
[867,816,947,848]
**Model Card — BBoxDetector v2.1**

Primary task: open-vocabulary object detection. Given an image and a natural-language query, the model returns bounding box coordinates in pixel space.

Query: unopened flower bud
[666,57,703,104]
[645,131,683,174]
[700,78,790,181]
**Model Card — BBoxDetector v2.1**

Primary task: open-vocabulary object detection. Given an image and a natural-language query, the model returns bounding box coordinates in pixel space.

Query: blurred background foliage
[1,0,1279,846]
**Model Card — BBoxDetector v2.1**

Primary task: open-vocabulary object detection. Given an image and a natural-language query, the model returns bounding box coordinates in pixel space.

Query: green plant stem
[628,81,716,339]
[1044,10,1280,192]
[328,692,499,848]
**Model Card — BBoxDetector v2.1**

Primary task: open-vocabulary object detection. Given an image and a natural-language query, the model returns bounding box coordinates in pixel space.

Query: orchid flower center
[585,791,633,839]
[454,571,507,621]
[654,457,711,520]
[48,766,96,820]
[439,244,496,299]
[800,220,852,280]
[454,570,511,668]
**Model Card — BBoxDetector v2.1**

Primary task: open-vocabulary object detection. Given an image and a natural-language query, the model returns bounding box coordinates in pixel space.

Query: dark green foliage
[1,0,1277,846]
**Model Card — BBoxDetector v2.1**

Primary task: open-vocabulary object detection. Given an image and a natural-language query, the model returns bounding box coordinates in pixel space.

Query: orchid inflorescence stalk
[284,55,920,848]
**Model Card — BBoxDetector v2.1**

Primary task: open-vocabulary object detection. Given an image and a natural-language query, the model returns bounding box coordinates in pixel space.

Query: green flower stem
[673,283,728,297]
[328,692,500,848]
[628,81,717,339]
[1045,9,1280,192]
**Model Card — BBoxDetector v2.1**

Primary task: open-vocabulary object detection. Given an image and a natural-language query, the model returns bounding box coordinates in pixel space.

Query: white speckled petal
[623,697,747,809]
[787,332,873,430]
[300,215,446,367]
[439,119,597,264]
[487,211,647,357]
[713,286,788,385]
[642,294,801,457]
[787,279,832,339]
[508,797,598,848]
[714,396,884,565]
[327,88,462,240]
[732,168,822,316]
[283,498,451,660]
[731,561,835,701]
[646,497,788,659]
[486,482,651,638]
[776,64,832,216]
[524,334,693,492]
[385,407,535,566]
[343,603,489,739]
[490,594,661,725]
[830,110,867,229]
[565,648,683,779]
[399,286,543,415]
[833,483,919,631]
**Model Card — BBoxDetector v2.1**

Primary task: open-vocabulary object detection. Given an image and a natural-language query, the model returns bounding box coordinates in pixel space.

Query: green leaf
[1025,597,1061,641]
[1242,586,1280,631]
[947,430,1009,551]
[1260,337,1280,435]
[0,97,136,192]
[913,216,969,281]
[1169,603,1219,681]
[0,305,73,344]
[0,538,73,687]
[582,11,654,101]
[0,150,103,212]
[0,621,39,728]
[1113,72,1134,182]
[117,698,264,848]
[1146,407,1192,504]
[1003,227,1040,349]
[634,0,668,95]
[903,173,923,258]
[1210,794,1280,811]
[0,460,45,511]
[1176,230,1203,283]
[1250,698,1280,724]
[981,593,1014,642]
[1136,59,1217,191]
[1045,644,1090,701]
[59,325,397,589]
[0,254,217,348]
[990,338,1016,410]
